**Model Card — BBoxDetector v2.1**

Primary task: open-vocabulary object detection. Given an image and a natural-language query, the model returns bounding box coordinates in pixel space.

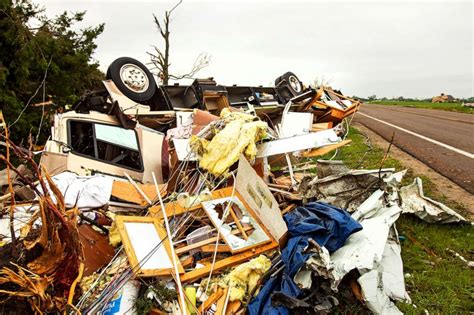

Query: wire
[10,57,53,128]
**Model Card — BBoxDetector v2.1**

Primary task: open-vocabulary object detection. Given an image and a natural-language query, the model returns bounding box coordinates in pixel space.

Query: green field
[366,100,473,114]
[321,127,473,314]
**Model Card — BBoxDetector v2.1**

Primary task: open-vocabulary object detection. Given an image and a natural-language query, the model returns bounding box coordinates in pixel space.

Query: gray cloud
[36,0,473,98]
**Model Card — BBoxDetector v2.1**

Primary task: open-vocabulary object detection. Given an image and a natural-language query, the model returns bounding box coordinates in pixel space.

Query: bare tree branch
[169,0,183,14]
[152,14,166,38]
[168,52,211,80]
[147,0,210,85]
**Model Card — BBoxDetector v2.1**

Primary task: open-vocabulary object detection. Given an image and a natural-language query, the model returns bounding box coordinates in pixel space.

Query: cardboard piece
[173,138,198,161]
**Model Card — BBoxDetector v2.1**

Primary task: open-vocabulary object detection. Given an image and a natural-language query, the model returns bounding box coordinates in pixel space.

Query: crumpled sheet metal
[400,177,467,224]
[328,171,410,314]
[190,108,267,176]
[294,243,337,291]
[330,171,404,280]
[358,237,411,315]
[299,167,396,212]
[220,255,271,302]
[331,203,402,285]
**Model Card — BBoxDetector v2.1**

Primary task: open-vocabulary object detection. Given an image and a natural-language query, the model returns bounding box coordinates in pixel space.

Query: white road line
[358,112,474,159]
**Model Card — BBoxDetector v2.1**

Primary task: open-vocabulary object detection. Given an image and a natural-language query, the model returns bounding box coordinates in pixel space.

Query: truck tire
[106,57,156,102]
[275,71,304,95]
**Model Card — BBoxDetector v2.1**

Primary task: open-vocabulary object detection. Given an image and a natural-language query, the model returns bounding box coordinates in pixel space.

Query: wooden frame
[115,215,184,277]
[201,195,272,254]
[149,187,280,283]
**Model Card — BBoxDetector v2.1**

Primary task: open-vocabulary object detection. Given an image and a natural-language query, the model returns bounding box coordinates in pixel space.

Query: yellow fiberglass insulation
[220,255,271,302]
[190,109,267,176]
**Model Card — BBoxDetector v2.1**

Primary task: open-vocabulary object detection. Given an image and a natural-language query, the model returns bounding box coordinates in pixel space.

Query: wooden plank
[200,288,224,313]
[149,199,202,218]
[301,139,352,158]
[201,244,232,253]
[180,239,278,283]
[226,300,242,315]
[281,204,296,216]
[215,287,230,315]
[229,205,248,240]
[111,180,167,205]
[311,122,332,132]
[179,255,194,268]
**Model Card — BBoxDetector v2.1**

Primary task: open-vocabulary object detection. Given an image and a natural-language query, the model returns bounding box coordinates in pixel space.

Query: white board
[235,155,288,241]
[124,222,173,270]
[256,129,341,158]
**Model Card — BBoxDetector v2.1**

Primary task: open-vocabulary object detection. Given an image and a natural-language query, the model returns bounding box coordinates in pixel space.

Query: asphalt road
[354,104,474,194]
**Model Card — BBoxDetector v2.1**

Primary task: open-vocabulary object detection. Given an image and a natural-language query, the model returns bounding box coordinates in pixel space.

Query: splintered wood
[111,180,167,205]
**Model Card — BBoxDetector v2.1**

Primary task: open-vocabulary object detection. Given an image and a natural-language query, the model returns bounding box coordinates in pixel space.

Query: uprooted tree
[147,0,210,85]
[0,0,104,145]
[0,136,83,313]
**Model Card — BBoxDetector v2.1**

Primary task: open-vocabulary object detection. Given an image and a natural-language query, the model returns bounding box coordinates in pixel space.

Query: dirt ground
[353,122,474,218]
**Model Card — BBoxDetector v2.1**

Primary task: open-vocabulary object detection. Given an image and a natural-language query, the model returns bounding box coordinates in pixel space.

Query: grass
[320,127,473,314]
[366,100,473,114]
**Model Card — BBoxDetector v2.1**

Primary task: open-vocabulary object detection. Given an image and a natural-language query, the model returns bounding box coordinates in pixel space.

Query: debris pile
[0,57,468,314]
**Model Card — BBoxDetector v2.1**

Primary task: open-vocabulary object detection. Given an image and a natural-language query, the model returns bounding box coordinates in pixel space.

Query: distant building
[432,93,455,103]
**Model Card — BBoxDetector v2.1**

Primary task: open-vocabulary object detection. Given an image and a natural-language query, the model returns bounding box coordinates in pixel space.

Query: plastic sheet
[248,202,362,315]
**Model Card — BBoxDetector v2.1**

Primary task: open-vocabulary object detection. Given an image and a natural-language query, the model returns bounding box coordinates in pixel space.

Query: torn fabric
[36,172,113,210]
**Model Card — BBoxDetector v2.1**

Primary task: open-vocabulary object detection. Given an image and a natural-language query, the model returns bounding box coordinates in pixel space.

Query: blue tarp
[247,202,362,315]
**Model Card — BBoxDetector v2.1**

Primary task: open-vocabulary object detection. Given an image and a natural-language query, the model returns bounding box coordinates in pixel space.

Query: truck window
[68,120,143,171]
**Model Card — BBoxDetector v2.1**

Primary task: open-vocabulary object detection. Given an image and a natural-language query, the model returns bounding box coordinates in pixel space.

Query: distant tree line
[353,95,474,103]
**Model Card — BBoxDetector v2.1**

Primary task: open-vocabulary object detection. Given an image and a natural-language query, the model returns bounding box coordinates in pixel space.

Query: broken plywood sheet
[235,155,288,242]
[111,180,167,205]
[78,224,116,276]
[301,139,352,158]
[311,122,333,132]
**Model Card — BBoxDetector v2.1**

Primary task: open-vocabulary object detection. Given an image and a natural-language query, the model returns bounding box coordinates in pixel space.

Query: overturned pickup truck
[41,57,360,183]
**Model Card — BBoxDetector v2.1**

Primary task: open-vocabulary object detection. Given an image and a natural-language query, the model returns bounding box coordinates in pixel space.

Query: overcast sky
[36,0,473,98]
